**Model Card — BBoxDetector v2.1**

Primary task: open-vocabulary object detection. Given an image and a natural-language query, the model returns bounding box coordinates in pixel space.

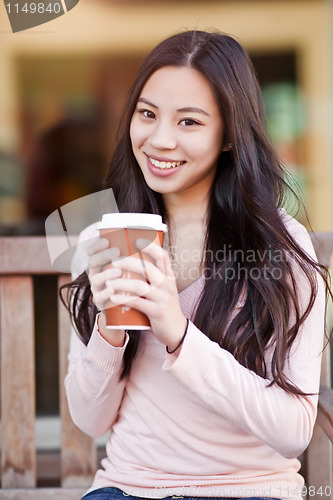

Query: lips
[146,155,186,177]
[149,157,184,169]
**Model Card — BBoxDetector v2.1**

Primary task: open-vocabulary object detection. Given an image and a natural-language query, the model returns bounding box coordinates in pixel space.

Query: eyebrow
[137,97,210,117]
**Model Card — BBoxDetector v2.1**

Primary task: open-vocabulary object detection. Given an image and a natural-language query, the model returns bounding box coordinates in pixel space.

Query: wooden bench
[0,236,95,499]
[0,233,332,499]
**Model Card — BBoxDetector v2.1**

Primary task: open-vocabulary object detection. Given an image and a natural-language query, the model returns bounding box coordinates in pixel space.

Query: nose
[147,120,177,150]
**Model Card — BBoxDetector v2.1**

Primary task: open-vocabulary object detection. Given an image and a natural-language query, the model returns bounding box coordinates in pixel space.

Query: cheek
[187,132,222,163]
[204,128,224,162]
[129,117,145,151]
[129,119,138,149]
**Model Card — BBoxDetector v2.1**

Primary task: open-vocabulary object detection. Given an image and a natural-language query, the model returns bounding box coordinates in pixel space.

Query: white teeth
[150,157,183,169]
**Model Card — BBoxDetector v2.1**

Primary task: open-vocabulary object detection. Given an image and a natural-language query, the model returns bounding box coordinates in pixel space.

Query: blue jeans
[81,486,277,500]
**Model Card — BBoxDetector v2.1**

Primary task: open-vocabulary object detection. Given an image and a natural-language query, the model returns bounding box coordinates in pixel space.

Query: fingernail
[136,238,152,249]
[100,238,110,247]
[111,247,121,257]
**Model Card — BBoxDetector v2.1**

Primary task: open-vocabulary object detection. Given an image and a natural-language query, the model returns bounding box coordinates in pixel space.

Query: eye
[137,108,155,119]
[179,118,201,126]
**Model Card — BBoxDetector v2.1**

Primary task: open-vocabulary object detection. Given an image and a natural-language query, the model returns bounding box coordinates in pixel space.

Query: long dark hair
[61,30,331,393]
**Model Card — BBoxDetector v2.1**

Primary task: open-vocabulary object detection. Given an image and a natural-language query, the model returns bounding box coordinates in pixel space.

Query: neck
[163,192,208,224]
[162,177,214,225]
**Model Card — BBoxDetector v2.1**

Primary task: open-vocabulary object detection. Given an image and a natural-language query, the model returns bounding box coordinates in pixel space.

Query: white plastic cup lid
[97,213,167,232]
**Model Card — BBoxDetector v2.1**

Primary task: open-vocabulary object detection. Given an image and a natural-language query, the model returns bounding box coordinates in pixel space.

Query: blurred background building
[0,0,332,485]
[1,0,333,235]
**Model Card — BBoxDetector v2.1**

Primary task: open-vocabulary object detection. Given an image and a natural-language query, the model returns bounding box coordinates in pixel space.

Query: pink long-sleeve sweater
[65,210,325,500]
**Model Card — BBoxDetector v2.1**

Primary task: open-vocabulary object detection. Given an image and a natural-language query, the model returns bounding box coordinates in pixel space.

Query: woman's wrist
[166,318,189,354]
[97,312,126,347]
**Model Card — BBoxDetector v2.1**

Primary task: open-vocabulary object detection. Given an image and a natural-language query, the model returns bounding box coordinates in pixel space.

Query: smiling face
[130,66,225,201]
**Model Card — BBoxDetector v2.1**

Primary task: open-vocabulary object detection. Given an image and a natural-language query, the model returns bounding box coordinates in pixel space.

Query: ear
[222,142,232,152]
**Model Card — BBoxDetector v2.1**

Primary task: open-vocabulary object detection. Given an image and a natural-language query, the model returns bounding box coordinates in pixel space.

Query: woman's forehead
[138,66,220,114]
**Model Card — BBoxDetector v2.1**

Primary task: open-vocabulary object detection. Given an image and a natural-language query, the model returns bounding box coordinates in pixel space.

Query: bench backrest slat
[0,276,36,488]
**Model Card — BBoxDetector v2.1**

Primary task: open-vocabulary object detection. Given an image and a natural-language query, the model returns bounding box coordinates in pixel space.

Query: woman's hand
[109,238,187,350]
[86,238,125,346]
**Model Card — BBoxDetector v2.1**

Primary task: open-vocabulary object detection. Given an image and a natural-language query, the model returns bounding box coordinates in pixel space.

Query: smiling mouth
[149,157,185,169]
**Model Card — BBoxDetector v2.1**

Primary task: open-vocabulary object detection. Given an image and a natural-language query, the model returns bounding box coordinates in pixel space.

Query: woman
[62,30,330,500]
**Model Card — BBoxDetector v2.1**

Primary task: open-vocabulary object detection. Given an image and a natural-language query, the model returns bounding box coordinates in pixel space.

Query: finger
[109,277,151,297]
[112,255,164,288]
[87,237,109,256]
[110,292,147,308]
[161,247,175,278]
[93,287,117,311]
[89,266,123,289]
[109,294,157,318]
[88,246,121,271]
[91,271,132,310]
[136,239,172,276]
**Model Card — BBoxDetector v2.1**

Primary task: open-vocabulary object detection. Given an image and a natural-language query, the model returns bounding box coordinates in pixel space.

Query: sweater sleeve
[163,219,326,459]
[65,317,129,438]
[64,224,129,438]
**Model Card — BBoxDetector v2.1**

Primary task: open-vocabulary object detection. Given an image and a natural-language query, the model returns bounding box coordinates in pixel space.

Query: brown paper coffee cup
[97,213,167,329]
